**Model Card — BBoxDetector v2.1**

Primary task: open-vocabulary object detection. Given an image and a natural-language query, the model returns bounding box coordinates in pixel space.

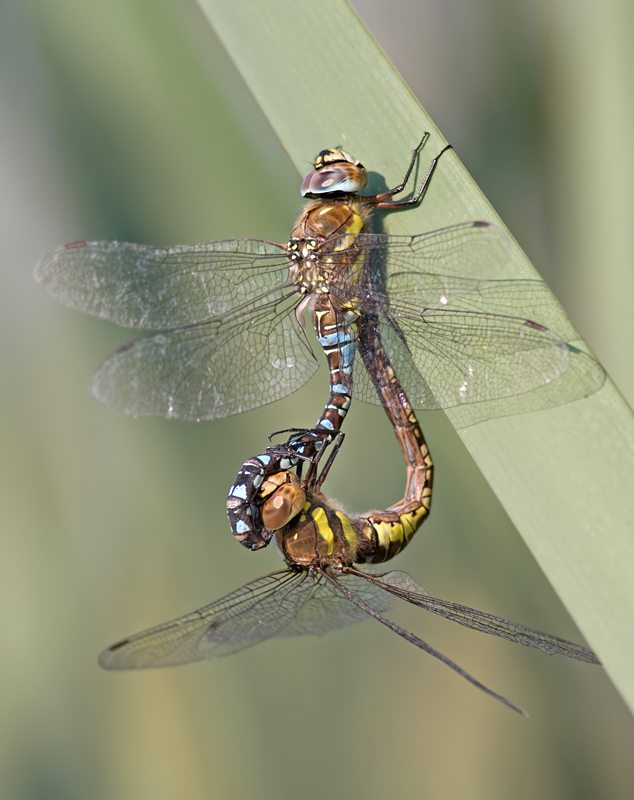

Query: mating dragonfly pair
[37,135,603,714]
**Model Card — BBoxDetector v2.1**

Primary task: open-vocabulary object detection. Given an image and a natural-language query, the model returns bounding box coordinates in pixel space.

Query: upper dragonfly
[35,135,604,431]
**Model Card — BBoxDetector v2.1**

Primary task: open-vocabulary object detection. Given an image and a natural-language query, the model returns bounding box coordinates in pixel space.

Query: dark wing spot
[108,638,130,652]
[524,320,548,332]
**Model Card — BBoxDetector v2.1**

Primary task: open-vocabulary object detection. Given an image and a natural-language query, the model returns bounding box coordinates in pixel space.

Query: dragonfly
[101,431,600,716]
[35,135,605,443]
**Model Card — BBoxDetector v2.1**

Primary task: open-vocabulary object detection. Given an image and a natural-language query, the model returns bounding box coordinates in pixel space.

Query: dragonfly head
[301,148,368,197]
[261,472,306,531]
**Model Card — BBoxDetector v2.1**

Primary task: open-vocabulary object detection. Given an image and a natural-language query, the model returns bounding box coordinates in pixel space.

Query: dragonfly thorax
[275,490,362,568]
[287,200,370,294]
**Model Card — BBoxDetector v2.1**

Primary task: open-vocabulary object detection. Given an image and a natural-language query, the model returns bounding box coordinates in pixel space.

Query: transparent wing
[91,291,318,420]
[99,569,395,670]
[280,571,393,636]
[395,304,603,426]
[35,238,290,328]
[447,279,581,335]
[359,570,600,665]
[352,313,441,411]
[100,570,310,669]
[38,227,604,426]
[351,222,511,304]
[317,225,603,423]
[323,568,528,715]
[350,285,604,427]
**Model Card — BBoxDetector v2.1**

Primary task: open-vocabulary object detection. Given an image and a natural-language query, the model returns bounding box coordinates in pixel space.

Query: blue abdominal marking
[317,329,354,347]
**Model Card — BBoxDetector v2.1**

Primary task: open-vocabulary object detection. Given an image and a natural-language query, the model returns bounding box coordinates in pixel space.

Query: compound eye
[301,163,368,197]
[261,483,306,530]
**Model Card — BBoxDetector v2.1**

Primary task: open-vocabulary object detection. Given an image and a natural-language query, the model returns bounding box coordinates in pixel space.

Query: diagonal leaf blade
[195,0,634,712]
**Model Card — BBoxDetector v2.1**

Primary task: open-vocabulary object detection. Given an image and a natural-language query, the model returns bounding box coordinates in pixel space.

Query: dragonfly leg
[374,144,453,209]
[312,432,345,491]
[369,132,431,203]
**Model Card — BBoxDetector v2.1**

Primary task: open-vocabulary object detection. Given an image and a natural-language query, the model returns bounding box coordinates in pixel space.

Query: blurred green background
[2,1,633,799]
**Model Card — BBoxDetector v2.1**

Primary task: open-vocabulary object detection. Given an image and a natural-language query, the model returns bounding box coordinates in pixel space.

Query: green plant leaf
[196,0,634,712]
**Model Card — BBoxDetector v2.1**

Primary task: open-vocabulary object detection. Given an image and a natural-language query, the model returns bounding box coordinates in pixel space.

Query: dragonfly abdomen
[354,315,435,563]
[227,450,304,551]
[356,503,431,564]
[310,299,358,438]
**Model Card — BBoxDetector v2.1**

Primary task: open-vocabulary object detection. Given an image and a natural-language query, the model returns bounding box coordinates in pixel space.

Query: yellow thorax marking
[335,511,357,548]
[351,249,365,282]
[311,507,334,554]
[332,212,363,253]
[299,499,311,524]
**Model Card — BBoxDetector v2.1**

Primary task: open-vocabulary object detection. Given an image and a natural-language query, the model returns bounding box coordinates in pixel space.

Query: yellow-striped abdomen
[357,502,431,564]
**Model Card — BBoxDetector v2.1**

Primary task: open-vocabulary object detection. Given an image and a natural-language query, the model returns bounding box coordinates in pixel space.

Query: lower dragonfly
[100,432,600,716]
